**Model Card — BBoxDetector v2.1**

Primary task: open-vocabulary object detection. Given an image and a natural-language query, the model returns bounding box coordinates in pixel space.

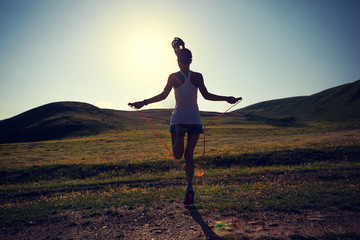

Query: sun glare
[130,36,168,74]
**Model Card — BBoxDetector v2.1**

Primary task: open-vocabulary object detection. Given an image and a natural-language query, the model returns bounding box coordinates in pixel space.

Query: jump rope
[129,99,241,186]
[129,37,242,186]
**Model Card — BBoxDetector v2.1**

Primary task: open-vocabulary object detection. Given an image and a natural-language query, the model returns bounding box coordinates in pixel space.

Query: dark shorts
[170,124,204,136]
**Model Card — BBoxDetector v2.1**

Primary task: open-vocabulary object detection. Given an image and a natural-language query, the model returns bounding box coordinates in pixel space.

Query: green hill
[0,102,222,143]
[1,79,359,143]
[0,102,131,143]
[235,79,360,124]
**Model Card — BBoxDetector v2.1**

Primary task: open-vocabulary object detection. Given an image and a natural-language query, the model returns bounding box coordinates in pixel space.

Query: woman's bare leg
[184,133,200,187]
[171,132,200,186]
[171,133,184,160]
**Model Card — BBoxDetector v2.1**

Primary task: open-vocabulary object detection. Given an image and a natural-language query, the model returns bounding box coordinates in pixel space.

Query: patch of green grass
[1,160,359,226]
[1,146,359,188]
[1,122,359,229]
[0,184,184,226]
[197,178,360,215]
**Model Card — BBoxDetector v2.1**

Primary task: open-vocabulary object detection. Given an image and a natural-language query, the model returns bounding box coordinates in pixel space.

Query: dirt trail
[1,201,359,240]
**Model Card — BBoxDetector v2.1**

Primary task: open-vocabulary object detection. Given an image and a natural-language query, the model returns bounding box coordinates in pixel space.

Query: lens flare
[194,168,204,177]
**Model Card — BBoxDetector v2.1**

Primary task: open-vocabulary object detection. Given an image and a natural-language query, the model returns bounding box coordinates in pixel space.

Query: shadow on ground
[186,205,224,240]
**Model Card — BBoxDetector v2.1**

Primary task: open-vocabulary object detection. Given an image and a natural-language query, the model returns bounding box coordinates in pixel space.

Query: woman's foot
[184,185,194,205]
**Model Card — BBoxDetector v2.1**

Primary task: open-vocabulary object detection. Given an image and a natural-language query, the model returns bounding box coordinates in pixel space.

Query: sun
[130,36,169,74]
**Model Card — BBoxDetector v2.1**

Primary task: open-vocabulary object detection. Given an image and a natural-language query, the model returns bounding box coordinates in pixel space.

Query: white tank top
[170,71,202,126]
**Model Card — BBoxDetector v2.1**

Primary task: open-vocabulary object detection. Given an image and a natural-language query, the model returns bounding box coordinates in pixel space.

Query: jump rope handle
[128,103,134,109]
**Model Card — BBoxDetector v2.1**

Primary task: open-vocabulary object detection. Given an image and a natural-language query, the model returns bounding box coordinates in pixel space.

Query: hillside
[0,102,133,143]
[0,101,224,144]
[1,80,359,143]
[235,79,360,124]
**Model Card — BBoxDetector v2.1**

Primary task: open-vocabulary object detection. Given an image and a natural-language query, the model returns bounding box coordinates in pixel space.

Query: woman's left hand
[226,97,242,104]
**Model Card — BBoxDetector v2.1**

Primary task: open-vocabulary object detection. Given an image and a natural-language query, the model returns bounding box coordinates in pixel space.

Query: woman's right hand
[128,101,144,109]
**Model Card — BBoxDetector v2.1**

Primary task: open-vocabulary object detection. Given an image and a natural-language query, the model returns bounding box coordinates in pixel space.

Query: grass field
[1,115,360,239]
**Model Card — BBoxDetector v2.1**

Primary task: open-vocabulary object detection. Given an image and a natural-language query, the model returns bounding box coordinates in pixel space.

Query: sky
[1,0,360,120]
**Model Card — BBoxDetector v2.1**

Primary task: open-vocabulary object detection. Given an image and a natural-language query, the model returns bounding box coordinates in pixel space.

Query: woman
[129,38,241,205]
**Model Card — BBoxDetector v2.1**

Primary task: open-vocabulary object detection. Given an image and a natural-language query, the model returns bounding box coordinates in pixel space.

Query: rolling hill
[0,101,220,144]
[235,79,360,124]
[0,102,138,143]
[1,79,359,143]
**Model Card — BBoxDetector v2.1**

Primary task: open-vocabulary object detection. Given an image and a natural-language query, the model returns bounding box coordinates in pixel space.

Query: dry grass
[0,120,359,227]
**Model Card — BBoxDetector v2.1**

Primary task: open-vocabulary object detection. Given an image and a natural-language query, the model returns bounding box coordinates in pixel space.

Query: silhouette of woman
[129,37,241,205]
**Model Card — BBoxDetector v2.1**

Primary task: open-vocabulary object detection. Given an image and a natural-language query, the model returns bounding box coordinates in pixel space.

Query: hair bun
[172,37,185,54]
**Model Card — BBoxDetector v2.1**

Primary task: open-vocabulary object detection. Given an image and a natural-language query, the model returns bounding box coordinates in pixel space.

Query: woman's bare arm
[197,74,240,104]
[129,75,173,109]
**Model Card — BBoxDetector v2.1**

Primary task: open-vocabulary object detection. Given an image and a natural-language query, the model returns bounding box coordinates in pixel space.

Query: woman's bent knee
[173,151,183,160]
